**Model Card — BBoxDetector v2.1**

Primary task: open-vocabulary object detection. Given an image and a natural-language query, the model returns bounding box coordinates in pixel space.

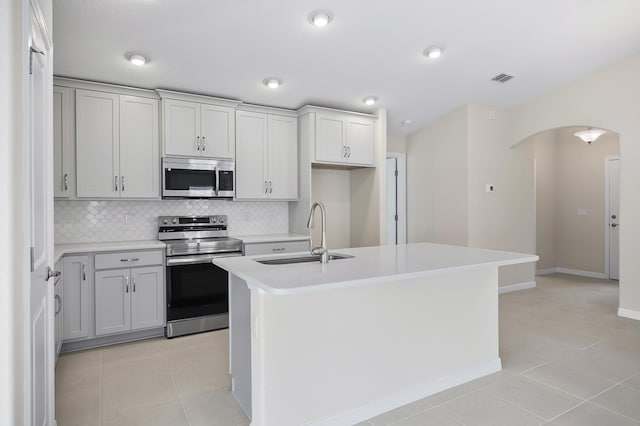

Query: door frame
[386,152,407,244]
[604,155,619,280]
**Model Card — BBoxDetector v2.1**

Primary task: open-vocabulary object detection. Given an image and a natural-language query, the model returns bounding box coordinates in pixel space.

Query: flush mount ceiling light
[401,119,413,126]
[308,10,332,27]
[126,52,149,66]
[263,77,282,89]
[423,46,443,59]
[362,96,378,106]
[574,128,606,144]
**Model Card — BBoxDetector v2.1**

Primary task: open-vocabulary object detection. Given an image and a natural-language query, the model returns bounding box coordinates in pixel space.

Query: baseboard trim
[307,359,502,426]
[536,267,606,279]
[618,308,640,321]
[61,327,165,352]
[499,281,536,294]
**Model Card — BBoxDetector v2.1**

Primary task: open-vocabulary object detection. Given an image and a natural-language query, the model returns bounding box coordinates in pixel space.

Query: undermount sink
[255,253,354,265]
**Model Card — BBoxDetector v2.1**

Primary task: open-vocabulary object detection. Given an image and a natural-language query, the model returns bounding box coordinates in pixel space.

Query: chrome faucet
[307,201,328,264]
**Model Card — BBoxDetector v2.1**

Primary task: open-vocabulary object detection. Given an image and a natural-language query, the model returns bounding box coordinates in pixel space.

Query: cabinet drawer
[95,250,163,270]
[243,240,309,256]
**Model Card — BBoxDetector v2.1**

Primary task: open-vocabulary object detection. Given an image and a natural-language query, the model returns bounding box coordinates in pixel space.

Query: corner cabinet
[157,90,241,159]
[53,86,74,198]
[94,251,164,337]
[235,107,298,200]
[75,89,159,199]
[299,106,376,167]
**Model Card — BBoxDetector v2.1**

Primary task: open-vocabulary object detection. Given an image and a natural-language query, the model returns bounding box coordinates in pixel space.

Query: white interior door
[26,3,55,424]
[385,153,407,245]
[386,158,397,244]
[607,157,620,280]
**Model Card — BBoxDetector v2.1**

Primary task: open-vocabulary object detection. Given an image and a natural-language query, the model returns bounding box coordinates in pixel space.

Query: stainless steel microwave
[162,157,234,199]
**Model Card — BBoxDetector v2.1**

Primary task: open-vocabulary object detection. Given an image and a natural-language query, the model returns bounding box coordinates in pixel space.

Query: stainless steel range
[159,215,243,338]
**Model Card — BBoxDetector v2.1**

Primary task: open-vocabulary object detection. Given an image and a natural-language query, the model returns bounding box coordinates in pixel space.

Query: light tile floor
[56,274,640,426]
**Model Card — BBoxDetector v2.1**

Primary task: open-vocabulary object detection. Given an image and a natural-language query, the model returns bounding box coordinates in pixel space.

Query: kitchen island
[214,243,538,426]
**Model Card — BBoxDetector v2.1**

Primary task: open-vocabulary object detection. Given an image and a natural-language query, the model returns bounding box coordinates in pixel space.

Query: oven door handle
[166,252,242,266]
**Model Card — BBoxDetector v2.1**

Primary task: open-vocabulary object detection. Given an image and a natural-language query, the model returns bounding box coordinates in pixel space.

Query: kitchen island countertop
[213,242,538,295]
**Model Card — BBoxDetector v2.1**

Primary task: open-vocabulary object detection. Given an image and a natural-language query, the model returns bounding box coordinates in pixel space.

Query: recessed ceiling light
[309,10,332,27]
[423,46,443,59]
[401,119,413,126]
[362,96,378,106]
[126,52,149,66]
[263,78,282,89]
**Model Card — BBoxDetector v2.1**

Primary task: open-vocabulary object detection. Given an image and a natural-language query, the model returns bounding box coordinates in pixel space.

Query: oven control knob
[172,218,178,224]
[219,217,225,224]
[211,217,218,224]
[162,219,169,225]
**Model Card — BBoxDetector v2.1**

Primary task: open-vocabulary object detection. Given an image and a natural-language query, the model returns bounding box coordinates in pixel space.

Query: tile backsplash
[54,199,289,243]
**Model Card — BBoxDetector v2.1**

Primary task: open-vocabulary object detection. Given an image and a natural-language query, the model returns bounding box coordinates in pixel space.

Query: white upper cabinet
[268,115,298,199]
[53,86,74,198]
[119,95,160,198]
[301,106,376,167]
[235,108,298,200]
[76,89,120,198]
[158,90,240,159]
[201,103,236,158]
[76,88,159,199]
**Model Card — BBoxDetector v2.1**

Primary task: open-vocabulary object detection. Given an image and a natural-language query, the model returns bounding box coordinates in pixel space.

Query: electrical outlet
[485,184,495,193]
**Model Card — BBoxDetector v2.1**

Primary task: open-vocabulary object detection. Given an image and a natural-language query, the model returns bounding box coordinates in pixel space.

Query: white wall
[555,129,619,273]
[467,104,536,256]
[0,0,22,423]
[311,168,351,249]
[533,131,558,270]
[406,106,469,246]
[387,134,407,153]
[511,53,640,318]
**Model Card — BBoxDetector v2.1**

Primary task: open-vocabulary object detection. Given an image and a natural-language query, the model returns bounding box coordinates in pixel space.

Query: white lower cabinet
[95,264,164,337]
[62,255,91,341]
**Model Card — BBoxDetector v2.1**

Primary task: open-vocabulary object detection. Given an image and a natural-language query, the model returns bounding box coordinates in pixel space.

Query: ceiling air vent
[491,73,514,83]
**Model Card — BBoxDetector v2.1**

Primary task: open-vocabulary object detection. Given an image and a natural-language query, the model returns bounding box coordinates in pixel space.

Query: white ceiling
[53,0,640,136]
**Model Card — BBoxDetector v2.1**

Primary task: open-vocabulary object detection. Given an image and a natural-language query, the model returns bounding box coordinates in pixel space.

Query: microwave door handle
[215,167,219,196]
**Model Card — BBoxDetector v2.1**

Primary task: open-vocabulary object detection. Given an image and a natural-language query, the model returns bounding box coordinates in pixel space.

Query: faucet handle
[310,246,327,256]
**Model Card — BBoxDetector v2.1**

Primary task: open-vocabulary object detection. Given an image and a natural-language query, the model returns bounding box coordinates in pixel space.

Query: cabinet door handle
[196,136,201,151]
[272,247,285,252]
[347,146,351,158]
[120,258,139,263]
[63,173,68,191]
[269,181,273,194]
[114,175,118,191]
[54,294,62,315]
[82,263,86,281]
[343,146,347,158]
[125,276,129,293]
[121,176,125,192]
[132,276,136,292]
[202,136,206,151]
[265,181,268,194]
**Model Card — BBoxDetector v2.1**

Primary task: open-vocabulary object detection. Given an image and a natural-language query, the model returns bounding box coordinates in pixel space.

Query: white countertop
[54,240,166,263]
[213,242,539,295]
[233,233,310,244]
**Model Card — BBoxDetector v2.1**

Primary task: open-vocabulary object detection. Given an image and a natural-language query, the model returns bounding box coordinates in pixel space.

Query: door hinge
[395,169,398,177]
[30,246,35,272]
[29,46,45,75]
[395,214,399,222]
